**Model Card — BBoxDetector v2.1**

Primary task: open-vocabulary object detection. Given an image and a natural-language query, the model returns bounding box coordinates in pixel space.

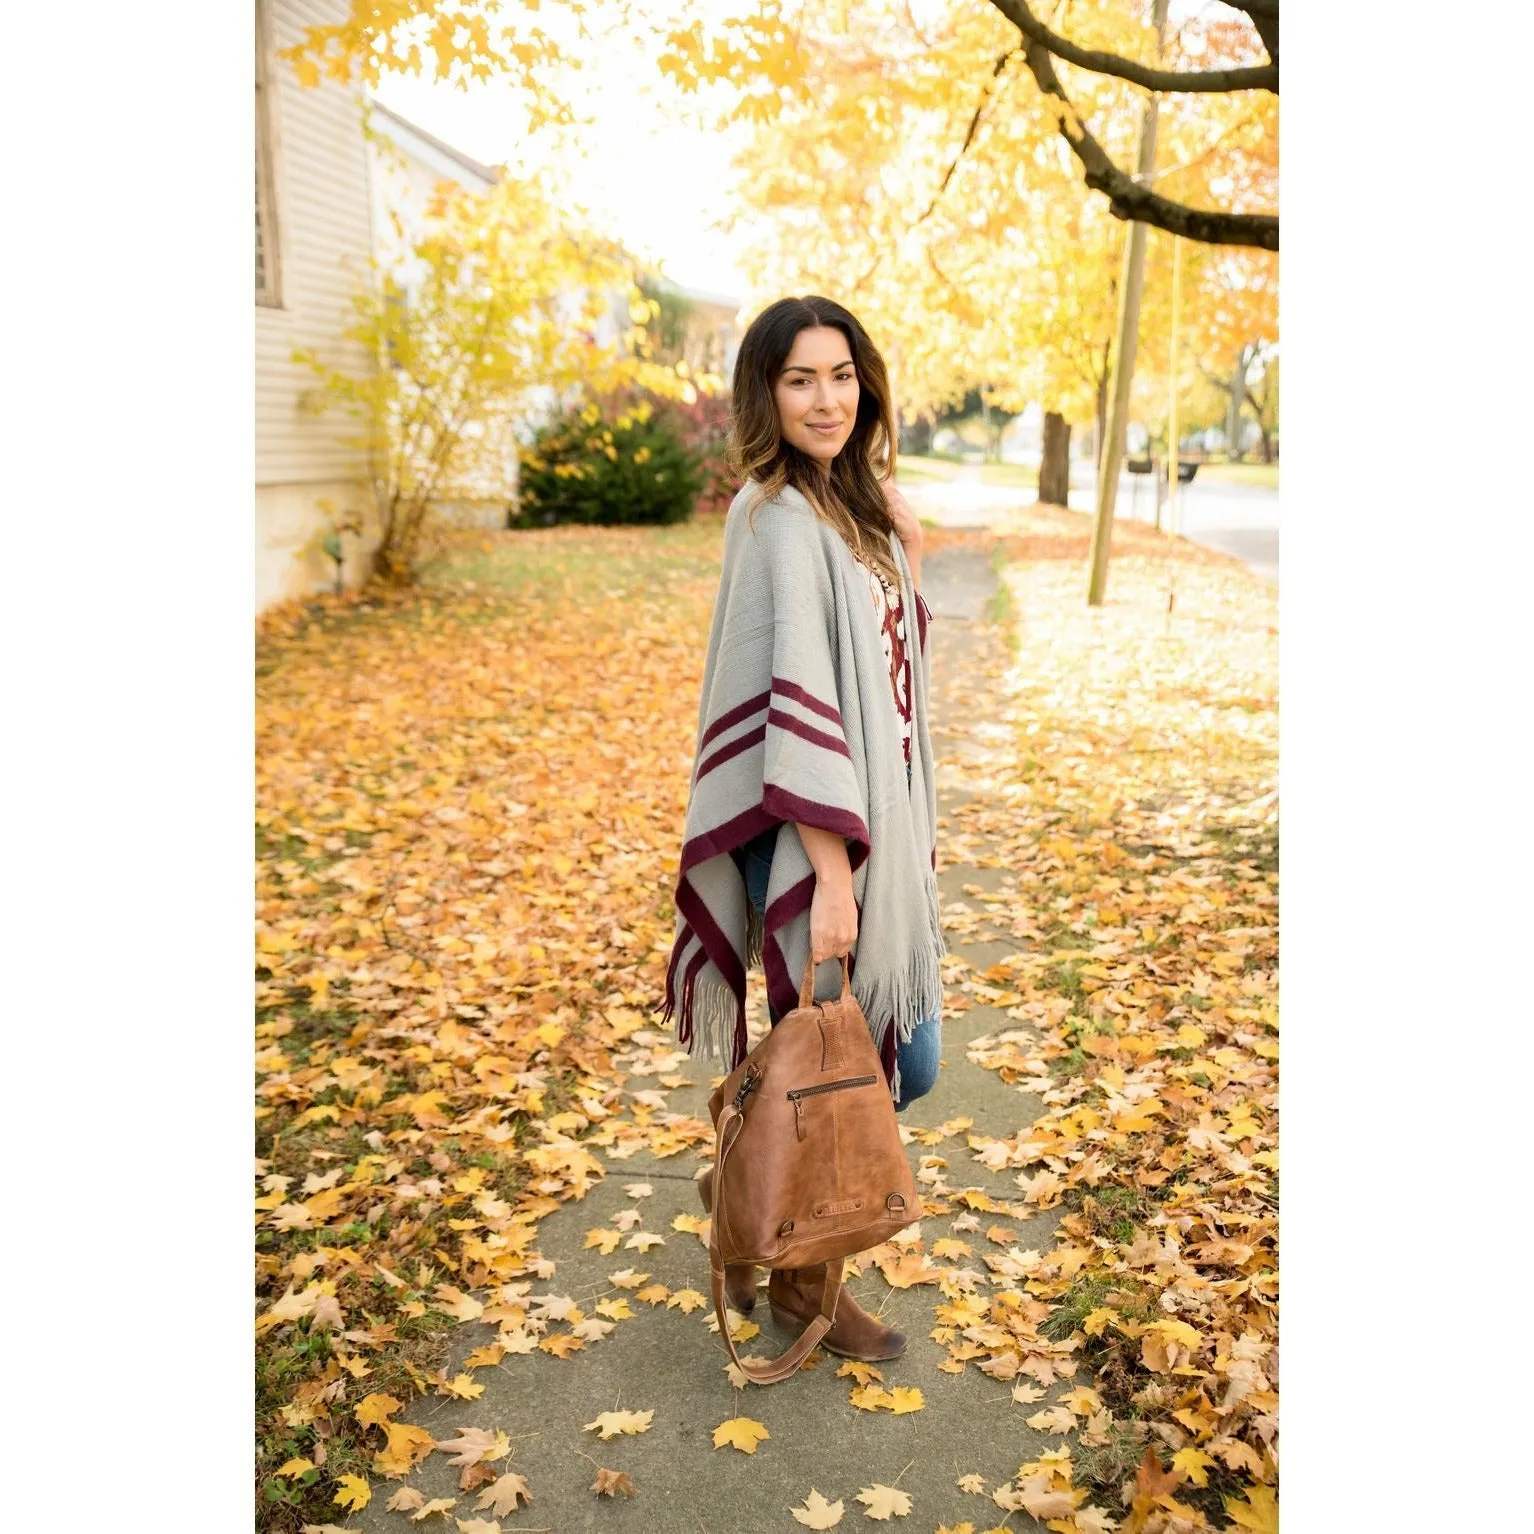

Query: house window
[255,0,282,306]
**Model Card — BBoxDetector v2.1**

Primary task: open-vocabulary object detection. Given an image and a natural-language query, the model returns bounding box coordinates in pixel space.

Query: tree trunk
[1225,345,1249,460]
[1087,0,1170,607]
[1094,369,1109,468]
[1038,411,1071,505]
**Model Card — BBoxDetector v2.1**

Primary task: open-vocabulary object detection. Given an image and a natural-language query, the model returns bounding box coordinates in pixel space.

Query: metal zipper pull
[732,1064,760,1110]
[793,1096,805,1141]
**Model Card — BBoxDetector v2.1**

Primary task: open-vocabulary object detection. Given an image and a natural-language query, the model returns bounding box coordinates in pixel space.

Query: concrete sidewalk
[347,541,1065,1534]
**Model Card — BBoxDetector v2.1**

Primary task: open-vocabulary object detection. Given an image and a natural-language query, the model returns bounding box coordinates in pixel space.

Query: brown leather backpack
[705,954,919,1384]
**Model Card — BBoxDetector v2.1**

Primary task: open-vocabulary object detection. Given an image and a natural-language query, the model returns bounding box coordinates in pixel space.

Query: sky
[371,7,757,300]
[368,1,1253,301]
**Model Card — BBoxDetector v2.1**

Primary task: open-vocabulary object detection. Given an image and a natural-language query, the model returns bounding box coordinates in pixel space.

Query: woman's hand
[882,478,923,553]
[797,822,859,961]
[808,874,859,963]
[881,479,924,593]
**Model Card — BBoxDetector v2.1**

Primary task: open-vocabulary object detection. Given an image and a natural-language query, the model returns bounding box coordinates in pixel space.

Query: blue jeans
[736,775,941,1112]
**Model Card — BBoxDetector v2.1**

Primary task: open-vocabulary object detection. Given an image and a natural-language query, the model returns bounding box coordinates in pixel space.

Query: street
[900,460,1279,585]
[1070,460,1279,584]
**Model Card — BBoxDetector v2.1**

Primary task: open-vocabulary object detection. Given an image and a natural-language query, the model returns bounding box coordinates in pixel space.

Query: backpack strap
[706,1103,840,1385]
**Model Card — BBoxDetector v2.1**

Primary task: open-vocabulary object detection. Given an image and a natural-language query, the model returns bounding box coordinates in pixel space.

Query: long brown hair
[727,295,902,587]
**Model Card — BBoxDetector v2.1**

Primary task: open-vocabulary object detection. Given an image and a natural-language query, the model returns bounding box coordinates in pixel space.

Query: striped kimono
[660,479,945,1102]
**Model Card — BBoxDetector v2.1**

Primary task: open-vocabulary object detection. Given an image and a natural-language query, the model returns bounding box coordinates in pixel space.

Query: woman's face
[773,326,859,470]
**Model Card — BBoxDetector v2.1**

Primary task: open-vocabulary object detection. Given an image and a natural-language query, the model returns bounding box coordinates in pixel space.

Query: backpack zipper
[785,1074,878,1140]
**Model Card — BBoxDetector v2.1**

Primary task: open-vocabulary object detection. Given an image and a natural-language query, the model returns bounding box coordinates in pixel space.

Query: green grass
[1193,459,1278,490]
[897,454,1042,490]
[895,454,960,484]
[423,518,724,601]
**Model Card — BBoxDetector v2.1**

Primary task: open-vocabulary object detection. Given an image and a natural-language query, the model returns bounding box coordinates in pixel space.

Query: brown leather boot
[767,1261,907,1361]
[698,1167,759,1315]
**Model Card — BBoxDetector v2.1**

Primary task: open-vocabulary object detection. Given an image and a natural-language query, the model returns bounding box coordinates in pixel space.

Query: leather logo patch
[814,1197,864,1218]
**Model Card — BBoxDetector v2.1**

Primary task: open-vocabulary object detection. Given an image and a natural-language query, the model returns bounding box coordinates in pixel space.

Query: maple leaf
[458,1461,498,1495]
[435,1426,510,1466]
[528,1293,580,1322]
[386,1486,425,1512]
[591,1466,638,1497]
[886,1386,925,1414]
[856,1483,913,1519]
[463,1344,505,1369]
[274,1457,315,1478]
[956,1474,986,1494]
[876,1251,942,1289]
[538,1332,584,1358]
[835,1359,884,1386]
[452,1520,502,1534]
[1171,1446,1215,1488]
[584,1227,622,1254]
[595,1297,633,1320]
[665,1287,707,1314]
[623,1182,653,1198]
[790,1488,846,1528]
[432,1284,485,1322]
[611,1208,643,1230]
[849,1383,893,1412]
[571,1317,616,1342]
[995,1471,1082,1518]
[475,1471,532,1515]
[624,1231,666,1251]
[712,1415,770,1453]
[332,1473,371,1512]
[409,1498,457,1521]
[438,1372,485,1400]
[1134,1446,1183,1502]
[1223,1483,1279,1534]
[930,1238,973,1260]
[609,1267,651,1289]
[583,1408,654,1440]
[672,1212,708,1233]
[375,1421,436,1477]
[497,1328,537,1354]
[1025,1405,1076,1435]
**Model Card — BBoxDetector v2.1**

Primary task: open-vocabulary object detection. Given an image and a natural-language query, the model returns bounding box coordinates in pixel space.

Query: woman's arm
[796,823,858,962]
[881,480,924,593]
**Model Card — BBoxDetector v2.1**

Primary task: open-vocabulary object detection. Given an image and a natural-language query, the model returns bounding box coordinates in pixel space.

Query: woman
[661,295,946,1362]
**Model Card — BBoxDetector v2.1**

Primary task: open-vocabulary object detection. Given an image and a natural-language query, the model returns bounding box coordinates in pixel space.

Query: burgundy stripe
[676,948,706,1046]
[664,919,692,1005]
[679,802,780,876]
[762,784,870,848]
[915,590,931,652]
[771,676,843,727]
[676,878,746,1003]
[762,845,869,1020]
[698,689,771,753]
[695,722,766,783]
[766,706,851,761]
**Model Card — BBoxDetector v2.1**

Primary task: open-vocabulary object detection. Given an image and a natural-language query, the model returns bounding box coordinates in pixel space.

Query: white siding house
[255,0,375,609]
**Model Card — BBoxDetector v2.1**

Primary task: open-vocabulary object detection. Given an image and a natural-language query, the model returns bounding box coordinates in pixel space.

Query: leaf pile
[918,514,1278,1531]
[254,522,723,1529]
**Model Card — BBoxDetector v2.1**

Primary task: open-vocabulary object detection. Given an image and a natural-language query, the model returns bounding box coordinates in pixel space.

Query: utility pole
[1166,233,1183,539]
[1086,0,1170,608]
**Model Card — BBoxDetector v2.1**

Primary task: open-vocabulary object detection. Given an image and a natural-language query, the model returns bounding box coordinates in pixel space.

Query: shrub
[645,389,734,515]
[513,395,707,527]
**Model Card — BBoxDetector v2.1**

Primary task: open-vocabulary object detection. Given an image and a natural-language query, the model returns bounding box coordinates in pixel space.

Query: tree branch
[1011,30,1278,249]
[919,48,1019,223]
[987,0,1277,94]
